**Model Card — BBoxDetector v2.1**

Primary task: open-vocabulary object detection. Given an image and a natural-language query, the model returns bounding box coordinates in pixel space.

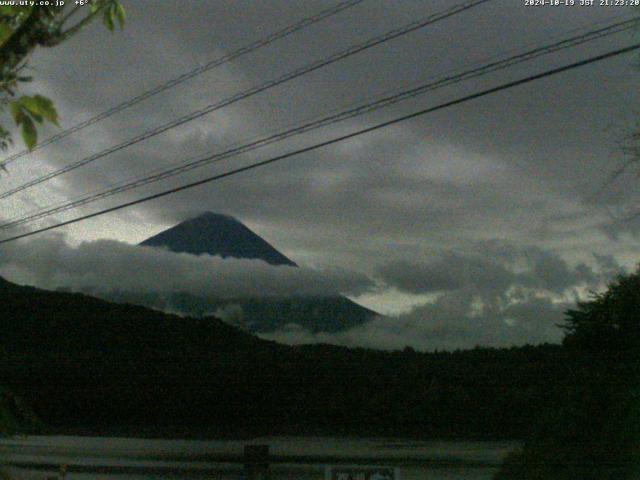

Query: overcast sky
[0,0,639,350]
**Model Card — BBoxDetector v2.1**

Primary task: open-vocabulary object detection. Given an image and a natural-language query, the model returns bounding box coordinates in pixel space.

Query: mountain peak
[190,211,237,222]
[140,212,297,267]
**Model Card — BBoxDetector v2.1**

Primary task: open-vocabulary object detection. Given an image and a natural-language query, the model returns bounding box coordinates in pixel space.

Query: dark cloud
[0,1,638,348]
[0,234,375,309]
[377,243,621,297]
[338,243,627,350]
[377,254,514,294]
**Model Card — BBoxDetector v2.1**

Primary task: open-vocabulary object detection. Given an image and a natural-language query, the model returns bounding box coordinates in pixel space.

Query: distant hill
[140,212,377,333]
[0,276,566,439]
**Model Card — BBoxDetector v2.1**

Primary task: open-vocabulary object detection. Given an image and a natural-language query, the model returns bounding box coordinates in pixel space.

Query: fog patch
[0,234,375,315]
[214,304,248,331]
[262,289,568,351]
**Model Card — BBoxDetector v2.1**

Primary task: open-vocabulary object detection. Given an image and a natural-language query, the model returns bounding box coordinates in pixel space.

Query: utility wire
[1,42,638,245]
[14,11,631,217]
[0,0,366,169]
[1,17,636,231]
[0,0,491,200]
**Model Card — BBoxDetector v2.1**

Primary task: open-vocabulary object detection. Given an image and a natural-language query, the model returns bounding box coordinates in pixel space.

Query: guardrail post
[244,444,270,480]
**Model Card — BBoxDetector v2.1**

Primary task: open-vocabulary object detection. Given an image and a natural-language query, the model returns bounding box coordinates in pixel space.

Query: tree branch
[49,7,104,46]
[0,7,55,73]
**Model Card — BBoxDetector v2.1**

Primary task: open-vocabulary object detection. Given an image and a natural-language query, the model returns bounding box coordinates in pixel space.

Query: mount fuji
[139,212,377,333]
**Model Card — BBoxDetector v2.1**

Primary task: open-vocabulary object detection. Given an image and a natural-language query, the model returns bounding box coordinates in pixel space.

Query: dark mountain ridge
[0,276,566,439]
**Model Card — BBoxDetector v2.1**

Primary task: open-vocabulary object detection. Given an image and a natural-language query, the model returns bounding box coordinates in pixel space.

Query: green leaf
[0,23,13,46]
[0,6,24,16]
[9,96,59,150]
[28,111,43,124]
[9,100,23,124]
[0,6,32,26]
[25,95,58,126]
[103,5,115,31]
[89,1,101,14]
[20,115,36,150]
[115,2,125,29]
[35,95,58,125]
[18,96,40,114]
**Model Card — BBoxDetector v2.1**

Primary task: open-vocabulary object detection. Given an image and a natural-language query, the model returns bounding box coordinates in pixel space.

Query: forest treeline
[1,269,638,478]
[0,275,569,439]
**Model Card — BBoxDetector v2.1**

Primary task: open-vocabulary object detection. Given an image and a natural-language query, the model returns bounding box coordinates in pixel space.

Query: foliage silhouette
[0,1,124,153]
[495,267,640,479]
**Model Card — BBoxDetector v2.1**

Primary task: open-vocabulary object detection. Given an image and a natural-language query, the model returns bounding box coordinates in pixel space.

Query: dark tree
[495,267,640,480]
[562,267,640,355]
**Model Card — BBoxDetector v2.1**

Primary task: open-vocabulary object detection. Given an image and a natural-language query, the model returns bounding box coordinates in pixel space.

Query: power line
[1,17,637,232]
[3,16,637,231]
[0,0,490,200]
[8,15,638,228]
[0,0,366,169]
[1,42,637,245]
